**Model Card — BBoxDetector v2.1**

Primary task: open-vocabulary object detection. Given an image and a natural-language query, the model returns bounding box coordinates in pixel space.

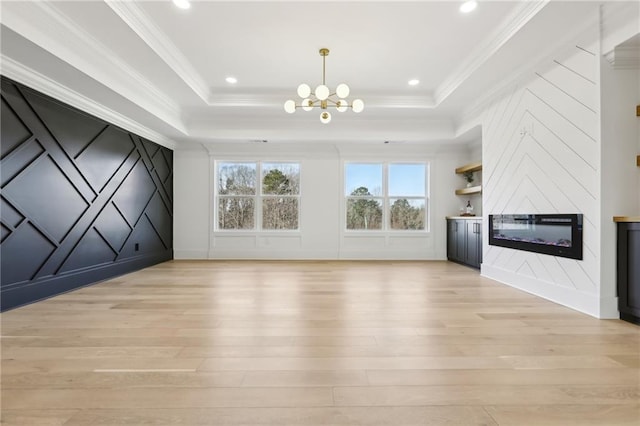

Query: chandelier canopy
[284,48,364,124]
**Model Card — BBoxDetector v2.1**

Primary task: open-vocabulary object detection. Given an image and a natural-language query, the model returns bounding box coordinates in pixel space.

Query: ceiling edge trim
[204,94,436,108]
[105,0,211,104]
[455,11,600,133]
[1,55,177,150]
[605,46,640,70]
[2,1,187,135]
[434,0,550,106]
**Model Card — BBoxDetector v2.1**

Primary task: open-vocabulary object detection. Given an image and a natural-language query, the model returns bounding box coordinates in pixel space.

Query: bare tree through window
[345,162,427,231]
[217,162,300,231]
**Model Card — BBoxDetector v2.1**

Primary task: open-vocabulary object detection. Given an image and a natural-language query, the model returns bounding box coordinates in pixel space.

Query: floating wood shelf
[614,216,640,223]
[455,162,482,174]
[637,155,640,167]
[636,105,640,116]
[455,185,482,195]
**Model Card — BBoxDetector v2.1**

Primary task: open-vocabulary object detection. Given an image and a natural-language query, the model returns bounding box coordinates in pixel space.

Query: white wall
[173,145,211,259]
[173,142,470,260]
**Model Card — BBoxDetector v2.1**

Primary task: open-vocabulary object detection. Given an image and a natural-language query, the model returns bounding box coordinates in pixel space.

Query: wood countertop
[613,216,640,223]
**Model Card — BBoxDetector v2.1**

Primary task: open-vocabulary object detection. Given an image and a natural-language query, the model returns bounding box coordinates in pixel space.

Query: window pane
[218,163,256,195]
[345,164,383,196]
[262,163,300,195]
[389,164,425,196]
[389,198,425,230]
[346,198,383,230]
[262,198,298,230]
[218,197,254,229]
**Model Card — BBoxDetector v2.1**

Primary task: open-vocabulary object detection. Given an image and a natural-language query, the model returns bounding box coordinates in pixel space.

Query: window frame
[344,161,429,232]
[214,160,301,232]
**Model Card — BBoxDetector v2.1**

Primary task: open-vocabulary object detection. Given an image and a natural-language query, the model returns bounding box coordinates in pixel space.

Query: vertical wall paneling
[0,77,173,311]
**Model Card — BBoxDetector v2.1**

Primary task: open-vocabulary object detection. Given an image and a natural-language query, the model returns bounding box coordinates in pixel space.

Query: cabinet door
[618,223,640,323]
[454,220,465,262]
[465,220,480,268]
[447,220,465,262]
[476,220,482,267]
[447,220,457,260]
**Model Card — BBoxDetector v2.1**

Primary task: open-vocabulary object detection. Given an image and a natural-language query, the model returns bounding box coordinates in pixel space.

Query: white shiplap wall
[480,31,611,317]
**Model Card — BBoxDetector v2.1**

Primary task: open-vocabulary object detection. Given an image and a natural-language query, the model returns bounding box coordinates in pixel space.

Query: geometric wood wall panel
[75,126,134,192]
[483,35,600,294]
[3,155,89,242]
[21,87,107,159]
[0,76,173,311]
[0,96,32,159]
[0,222,56,286]
[110,159,156,226]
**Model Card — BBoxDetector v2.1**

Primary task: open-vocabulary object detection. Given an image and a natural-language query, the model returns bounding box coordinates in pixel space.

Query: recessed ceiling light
[225,77,238,84]
[408,79,420,86]
[172,0,191,10]
[460,1,478,14]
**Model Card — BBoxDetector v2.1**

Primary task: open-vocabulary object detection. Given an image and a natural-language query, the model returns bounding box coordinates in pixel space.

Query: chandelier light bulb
[336,100,348,112]
[297,83,311,98]
[352,99,364,113]
[320,111,332,124]
[300,99,312,111]
[284,100,296,114]
[315,84,330,101]
[336,83,350,98]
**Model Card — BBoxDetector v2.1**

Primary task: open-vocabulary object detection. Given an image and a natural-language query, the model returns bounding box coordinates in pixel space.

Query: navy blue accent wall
[0,76,173,311]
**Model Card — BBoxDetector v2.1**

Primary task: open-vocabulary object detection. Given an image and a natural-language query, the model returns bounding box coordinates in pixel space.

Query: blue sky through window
[345,163,425,196]
[389,164,425,196]
[345,164,382,196]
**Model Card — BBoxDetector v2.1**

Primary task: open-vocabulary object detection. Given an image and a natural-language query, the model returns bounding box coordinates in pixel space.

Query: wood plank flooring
[1,260,639,425]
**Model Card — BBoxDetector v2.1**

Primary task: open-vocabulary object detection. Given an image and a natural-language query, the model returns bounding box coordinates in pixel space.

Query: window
[217,162,300,230]
[345,162,427,231]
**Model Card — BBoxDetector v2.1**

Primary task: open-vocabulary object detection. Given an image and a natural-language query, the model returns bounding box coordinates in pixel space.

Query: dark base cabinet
[617,222,640,325]
[447,218,482,269]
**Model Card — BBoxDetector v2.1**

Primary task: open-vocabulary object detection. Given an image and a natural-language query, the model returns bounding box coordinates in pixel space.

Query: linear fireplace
[489,214,583,260]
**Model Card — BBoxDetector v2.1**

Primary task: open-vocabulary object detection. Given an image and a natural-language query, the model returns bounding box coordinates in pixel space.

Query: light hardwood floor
[1,260,639,425]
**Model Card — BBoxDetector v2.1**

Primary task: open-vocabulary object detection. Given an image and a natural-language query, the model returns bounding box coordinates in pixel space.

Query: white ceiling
[0,1,604,149]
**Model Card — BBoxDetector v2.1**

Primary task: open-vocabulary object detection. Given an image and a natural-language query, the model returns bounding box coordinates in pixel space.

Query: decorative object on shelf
[463,170,474,187]
[454,162,482,195]
[284,48,364,124]
[460,200,475,216]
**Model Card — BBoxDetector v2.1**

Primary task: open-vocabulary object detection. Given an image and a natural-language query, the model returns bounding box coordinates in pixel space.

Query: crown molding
[456,10,599,133]
[105,0,211,104]
[600,1,640,55]
[434,0,549,106]
[1,55,177,150]
[605,46,640,70]
[1,1,186,135]
[204,93,435,108]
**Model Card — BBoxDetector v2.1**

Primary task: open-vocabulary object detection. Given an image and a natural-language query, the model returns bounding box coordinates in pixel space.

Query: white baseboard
[481,264,619,319]
[173,250,209,259]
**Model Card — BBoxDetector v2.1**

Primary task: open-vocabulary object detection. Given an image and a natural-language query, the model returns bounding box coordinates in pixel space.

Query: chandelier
[284,48,364,124]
